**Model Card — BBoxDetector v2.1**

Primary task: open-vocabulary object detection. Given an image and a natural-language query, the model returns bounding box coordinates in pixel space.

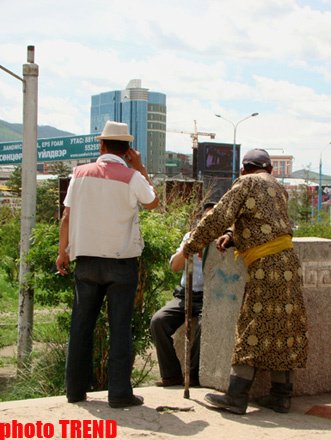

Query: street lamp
[215,113,259,182]
[318,141,331,217]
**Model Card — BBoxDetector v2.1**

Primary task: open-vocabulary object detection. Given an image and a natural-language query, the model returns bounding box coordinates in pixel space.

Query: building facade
[165,151,192,177]
[267,149,293,178]
[90,79,166,173]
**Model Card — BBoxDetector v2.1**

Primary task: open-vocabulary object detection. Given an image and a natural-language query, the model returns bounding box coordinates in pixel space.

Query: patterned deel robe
[183,171,308,371]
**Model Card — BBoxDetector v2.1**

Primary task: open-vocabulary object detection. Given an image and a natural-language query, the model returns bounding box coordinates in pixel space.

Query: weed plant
[0,328,67,402]
[0,271,19,348]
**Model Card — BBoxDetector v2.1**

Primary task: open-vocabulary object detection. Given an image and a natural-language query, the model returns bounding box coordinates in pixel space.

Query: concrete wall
[199,237,331,397]
[174,237,331,397]
[197,244,246,391]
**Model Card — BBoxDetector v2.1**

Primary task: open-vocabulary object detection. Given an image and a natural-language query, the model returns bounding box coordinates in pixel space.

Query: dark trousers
[65,256,138,403]
[150,288,203,380]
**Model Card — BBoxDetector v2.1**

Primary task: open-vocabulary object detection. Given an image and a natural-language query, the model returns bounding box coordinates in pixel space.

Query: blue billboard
[0,134,101,165]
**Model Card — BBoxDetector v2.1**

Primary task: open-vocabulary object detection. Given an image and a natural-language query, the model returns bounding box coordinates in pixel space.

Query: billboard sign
[197,142,241,200]
[197,142,240,175]
[0,134,101,165]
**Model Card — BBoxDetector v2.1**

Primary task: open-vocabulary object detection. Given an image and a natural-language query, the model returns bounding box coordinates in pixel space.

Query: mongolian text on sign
[0,134,101,164]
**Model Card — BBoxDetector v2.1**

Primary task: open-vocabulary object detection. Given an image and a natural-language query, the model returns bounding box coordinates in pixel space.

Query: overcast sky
[1,0,330,173]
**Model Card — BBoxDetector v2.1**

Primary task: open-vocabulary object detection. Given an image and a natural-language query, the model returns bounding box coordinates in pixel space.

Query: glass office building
[90,79,166,173]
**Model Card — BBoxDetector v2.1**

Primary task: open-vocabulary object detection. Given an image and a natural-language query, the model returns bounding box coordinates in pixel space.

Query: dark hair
[203,201,216,211]
[102,139,130,155]
[243,163,265,173]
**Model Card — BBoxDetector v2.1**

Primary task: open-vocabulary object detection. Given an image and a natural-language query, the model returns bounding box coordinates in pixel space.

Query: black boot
[204,375,253,415]
[257,381,292,413]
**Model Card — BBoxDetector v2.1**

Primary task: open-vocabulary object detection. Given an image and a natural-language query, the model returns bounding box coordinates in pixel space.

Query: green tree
[47,161,71,178]
[7,165,22,196]
[288,183,312,225]
[36,181,59,223]
[6,162,71,223]
[36,162,71,223]
[132,209,184,356]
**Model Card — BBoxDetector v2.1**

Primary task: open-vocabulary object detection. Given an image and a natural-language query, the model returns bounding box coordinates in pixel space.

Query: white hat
[95,121,134,142]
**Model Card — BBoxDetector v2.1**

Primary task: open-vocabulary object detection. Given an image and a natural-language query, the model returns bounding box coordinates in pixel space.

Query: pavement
[0,386,330,440]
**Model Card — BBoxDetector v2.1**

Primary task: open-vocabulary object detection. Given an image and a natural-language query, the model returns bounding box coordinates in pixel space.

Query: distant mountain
[0,119,75,142]
[293,169,331,186]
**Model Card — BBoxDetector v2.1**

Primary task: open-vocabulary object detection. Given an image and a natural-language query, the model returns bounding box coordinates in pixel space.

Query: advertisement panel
[197,142,241,200]
[0,134,101,164]
[197,142,240,175]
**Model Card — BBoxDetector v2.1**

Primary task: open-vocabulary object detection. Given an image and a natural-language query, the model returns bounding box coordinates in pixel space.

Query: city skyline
[90,79,166,172]
[0,0,330,173]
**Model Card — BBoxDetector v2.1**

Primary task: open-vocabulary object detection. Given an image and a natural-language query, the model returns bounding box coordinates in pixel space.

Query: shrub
[26,198,202,392]
[36,181,59,224]
[0,205,21,284]
[293,216,331,239]
[28,223,75,308]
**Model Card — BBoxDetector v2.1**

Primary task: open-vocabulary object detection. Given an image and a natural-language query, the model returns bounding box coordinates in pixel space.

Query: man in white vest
[56,121,158,408]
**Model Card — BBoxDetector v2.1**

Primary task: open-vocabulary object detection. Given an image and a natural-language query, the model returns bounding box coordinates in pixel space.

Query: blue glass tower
[90,80,166,173]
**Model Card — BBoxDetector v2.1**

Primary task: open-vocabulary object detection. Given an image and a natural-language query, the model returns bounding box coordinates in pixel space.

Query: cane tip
[184,390,190,399]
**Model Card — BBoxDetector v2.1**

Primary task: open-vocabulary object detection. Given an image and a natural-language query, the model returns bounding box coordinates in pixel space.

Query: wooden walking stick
[184,254,193,399]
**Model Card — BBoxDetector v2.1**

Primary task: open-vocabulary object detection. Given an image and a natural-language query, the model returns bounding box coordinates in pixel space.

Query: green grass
[0,270,70,401]
[0,325,17,348]
[0,273,19,348]
[0,274,19,312]
[0,270,70,349]
[1,328,68,402]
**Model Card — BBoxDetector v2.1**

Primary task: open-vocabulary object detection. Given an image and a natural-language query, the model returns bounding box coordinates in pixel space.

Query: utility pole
[17,46,39,364]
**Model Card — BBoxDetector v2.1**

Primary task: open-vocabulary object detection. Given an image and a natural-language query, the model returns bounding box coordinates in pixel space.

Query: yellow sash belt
[234,234,293,267]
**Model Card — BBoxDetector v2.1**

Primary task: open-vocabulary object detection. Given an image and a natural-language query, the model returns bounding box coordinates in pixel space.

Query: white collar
[97,154,127,167]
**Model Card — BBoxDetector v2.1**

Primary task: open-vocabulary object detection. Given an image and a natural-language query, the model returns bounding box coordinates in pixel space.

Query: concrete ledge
[1,388,331,440]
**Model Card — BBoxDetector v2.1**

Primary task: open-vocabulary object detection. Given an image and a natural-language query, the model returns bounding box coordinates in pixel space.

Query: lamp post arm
[216,115,235,130]
[0,65,24,83]
[215,113,258,183]
[235,115,254,130]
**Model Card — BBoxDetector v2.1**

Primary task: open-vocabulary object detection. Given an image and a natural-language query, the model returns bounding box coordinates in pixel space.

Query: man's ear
[123,144,130,159]
[99,140,107,155]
